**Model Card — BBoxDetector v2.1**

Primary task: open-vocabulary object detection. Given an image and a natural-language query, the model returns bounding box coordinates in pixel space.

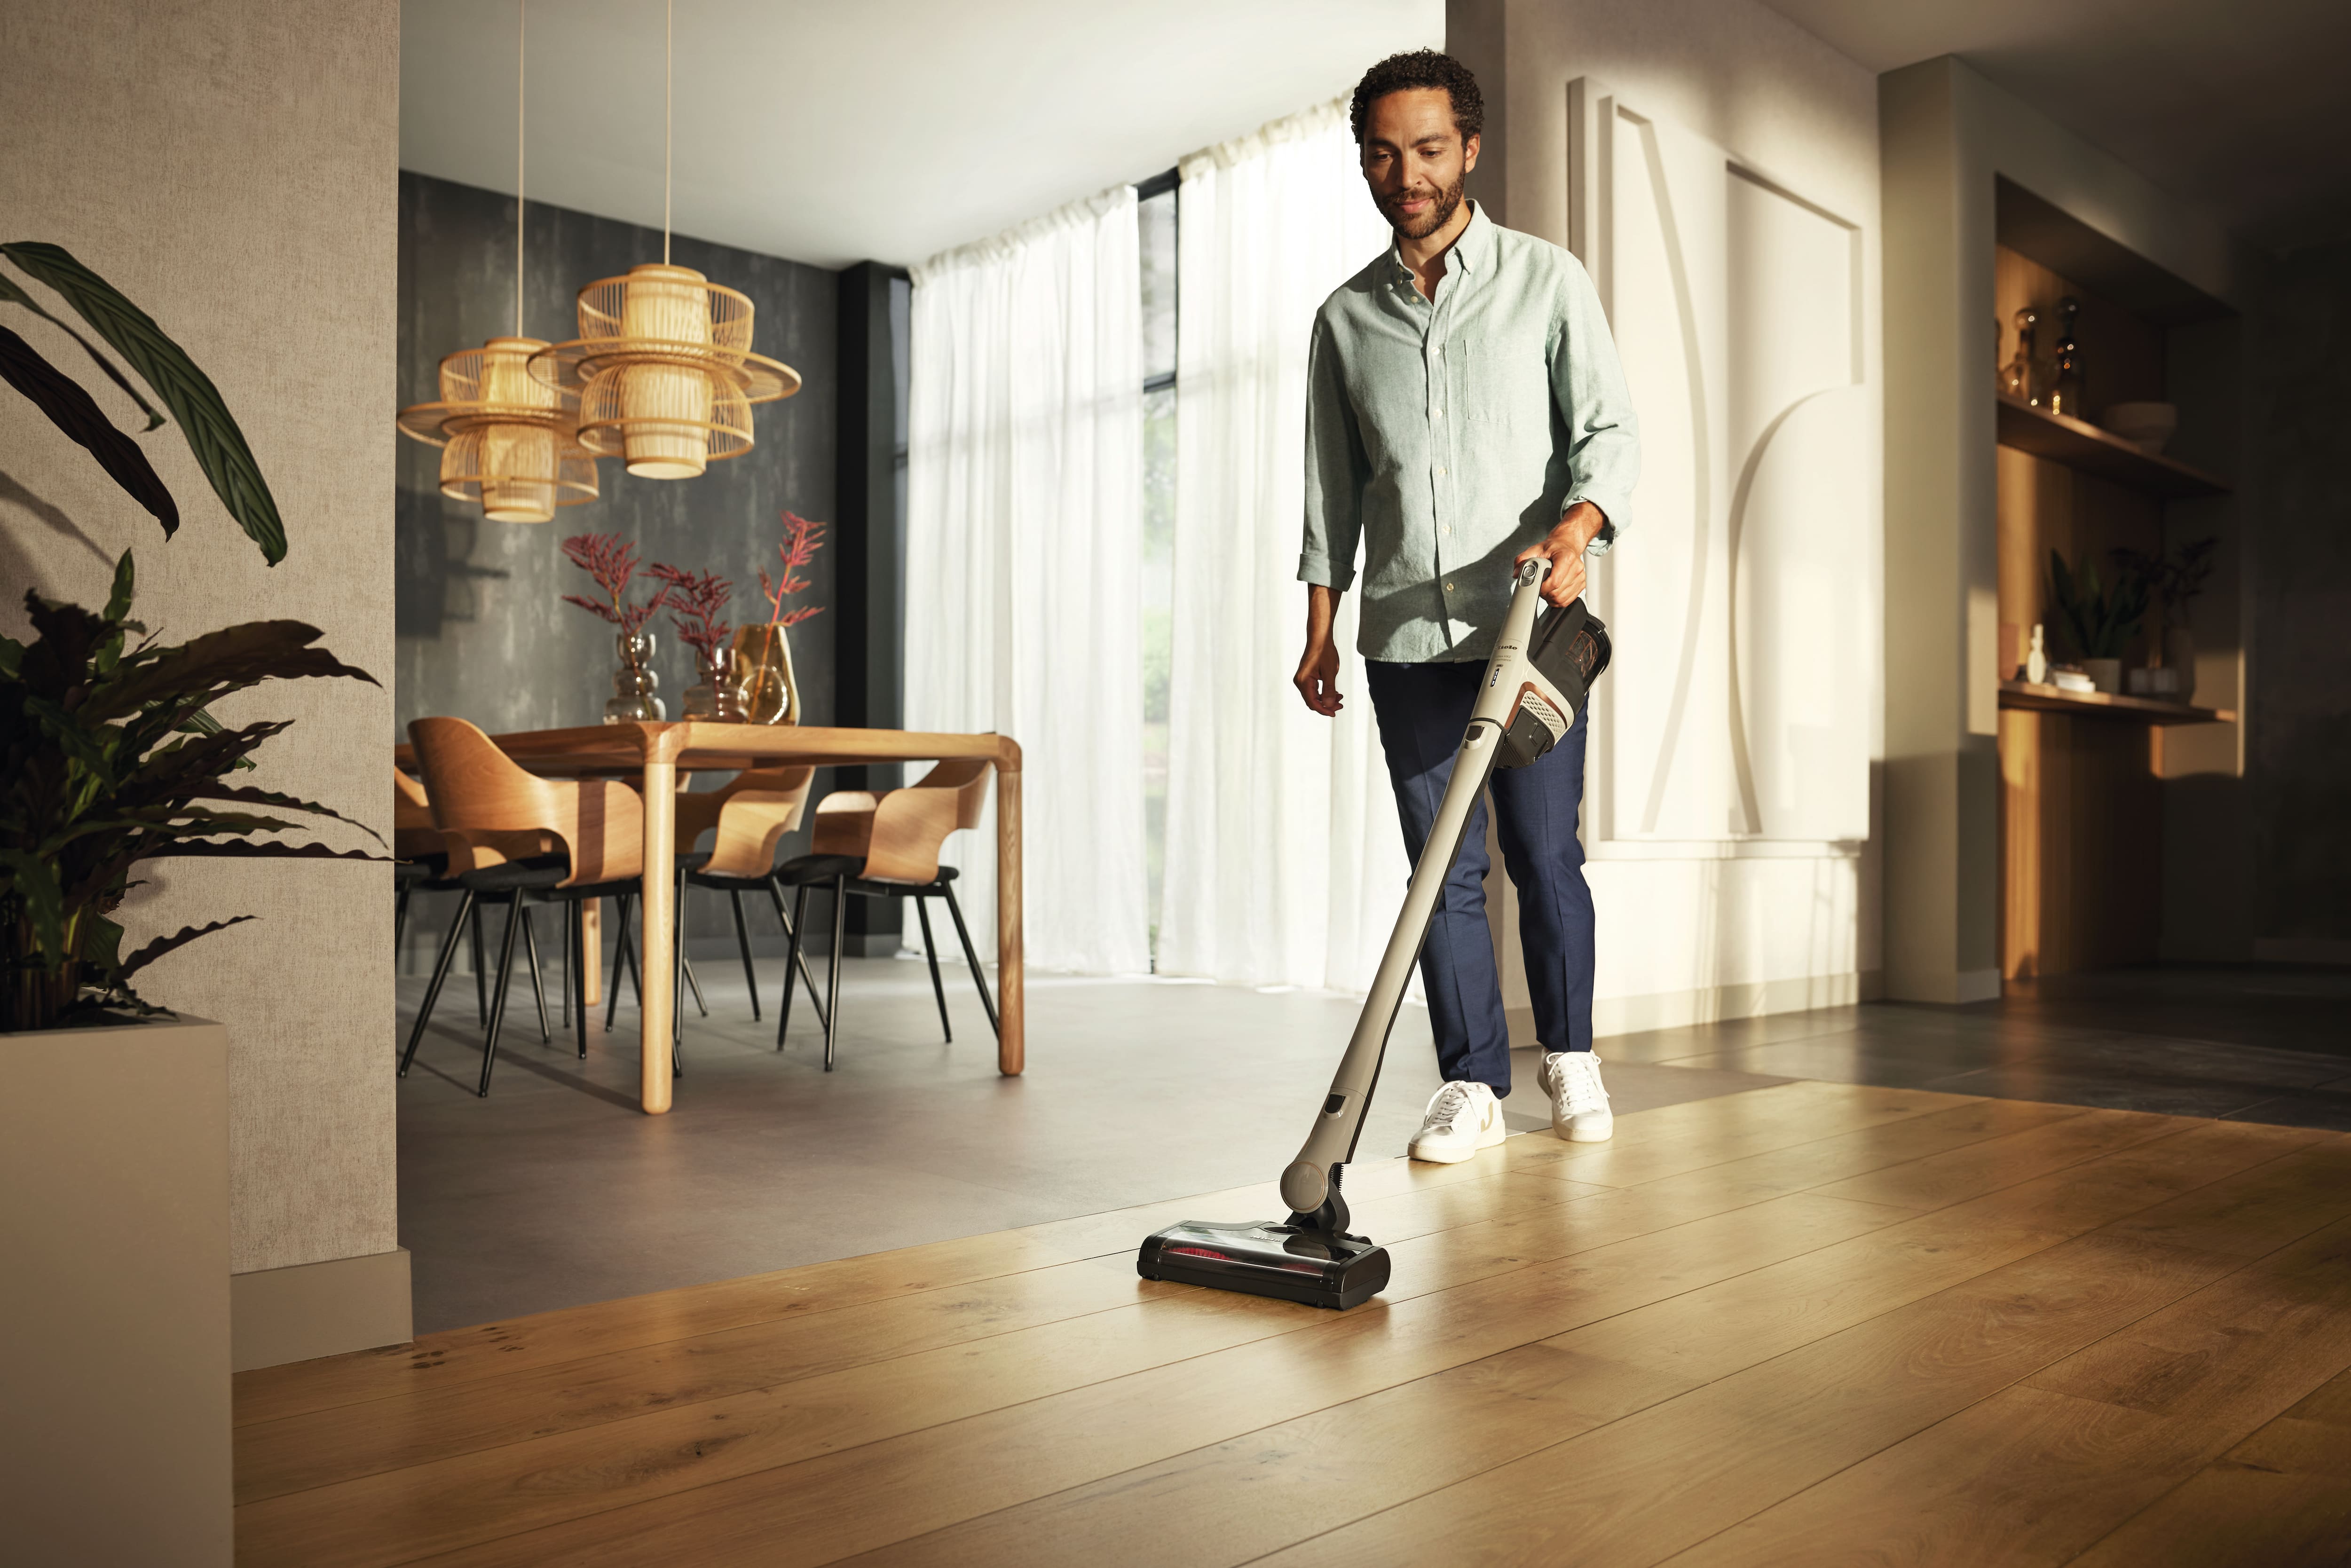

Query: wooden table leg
[639,760,677,1113]
[581,898,602,1009]
[994,756,1023,1075]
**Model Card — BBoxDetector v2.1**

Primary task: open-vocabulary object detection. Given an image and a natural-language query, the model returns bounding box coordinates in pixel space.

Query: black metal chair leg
[470,898,490,1025]
[779,883,809,1048]
[606,894,636,1029]
[477,893,526,1097]
[520,904,552,1044]
[682,954,708,1017]
[401,889,475,1077]
[671,862,688,1077]
[559,901,571,1028]
[823,876,847,1072]
[915,896,952,1043]
[571,899,590,1060]
[394,882,412,960]
[728,889,762,1021]
[941,882,1000,1037]
[765,880,827,1035]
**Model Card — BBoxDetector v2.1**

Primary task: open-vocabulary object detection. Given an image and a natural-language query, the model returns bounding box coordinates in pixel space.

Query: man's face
[1360,88,1479,240]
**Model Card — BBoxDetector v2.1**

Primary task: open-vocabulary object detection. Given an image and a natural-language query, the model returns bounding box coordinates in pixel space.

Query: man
[1296,49,1639,1165]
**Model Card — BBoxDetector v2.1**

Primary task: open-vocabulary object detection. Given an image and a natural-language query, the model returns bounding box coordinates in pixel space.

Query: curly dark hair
[1349,49,1484,145]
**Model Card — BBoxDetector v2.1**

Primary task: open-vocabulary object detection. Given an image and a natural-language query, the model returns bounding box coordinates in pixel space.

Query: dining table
[394,721,1024,1113]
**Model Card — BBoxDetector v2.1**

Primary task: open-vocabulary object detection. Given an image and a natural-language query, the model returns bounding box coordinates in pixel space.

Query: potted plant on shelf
[1,241,377,1558]
[560,531,673,722]
[2113,537,2216,702]
[2048,546,2146,695]
[733,510,827,725]
[649,563,738,720]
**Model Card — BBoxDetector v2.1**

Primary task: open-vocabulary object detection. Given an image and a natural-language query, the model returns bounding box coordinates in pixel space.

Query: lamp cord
[663,0,673,265]
[515,0,526,338]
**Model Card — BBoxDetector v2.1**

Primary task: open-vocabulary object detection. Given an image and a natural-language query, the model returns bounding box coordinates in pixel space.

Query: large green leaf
[0,325,179,536]
[87,620,377,721]
[0,848,65,961]
[0,242,285,565]
[0,270,165,429]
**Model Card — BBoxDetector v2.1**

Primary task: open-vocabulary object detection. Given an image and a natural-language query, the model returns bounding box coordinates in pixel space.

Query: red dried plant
[758,511,828,627]
[648,563,734,661]
[560,532,670,637]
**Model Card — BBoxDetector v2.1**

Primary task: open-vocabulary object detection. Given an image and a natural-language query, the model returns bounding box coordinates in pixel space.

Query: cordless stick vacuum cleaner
[1137,557,1612,1310]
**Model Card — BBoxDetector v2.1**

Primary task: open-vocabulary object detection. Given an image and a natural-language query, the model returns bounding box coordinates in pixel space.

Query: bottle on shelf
[2047,296,2084,418]
[2004,307,2039,404]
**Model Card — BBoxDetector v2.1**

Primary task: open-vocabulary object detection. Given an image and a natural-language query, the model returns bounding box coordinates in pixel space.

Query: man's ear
[1462,132,1481,175]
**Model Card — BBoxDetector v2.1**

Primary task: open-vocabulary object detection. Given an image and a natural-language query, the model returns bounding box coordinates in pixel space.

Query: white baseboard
[232,1247,412,1372]
[2254,938,2351,966]
[1505,972,1864,1046]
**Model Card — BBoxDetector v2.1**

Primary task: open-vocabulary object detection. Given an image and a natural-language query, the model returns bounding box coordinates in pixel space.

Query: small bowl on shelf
[2100,401,2177,455]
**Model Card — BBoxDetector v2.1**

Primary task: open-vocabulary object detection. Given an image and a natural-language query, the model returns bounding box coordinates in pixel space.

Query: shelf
[1999,680,2234,726]
[1996,394,2230,499]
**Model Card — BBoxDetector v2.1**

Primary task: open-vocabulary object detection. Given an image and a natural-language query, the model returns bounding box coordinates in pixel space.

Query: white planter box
[0,1015,231,1566]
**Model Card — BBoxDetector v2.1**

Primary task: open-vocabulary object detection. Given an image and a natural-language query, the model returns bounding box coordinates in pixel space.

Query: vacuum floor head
[1137,1217,1390,1310]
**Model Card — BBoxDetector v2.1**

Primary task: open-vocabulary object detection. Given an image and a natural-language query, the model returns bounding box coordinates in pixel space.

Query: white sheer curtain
[1157,102,1407,991]
[904,187,1150,975]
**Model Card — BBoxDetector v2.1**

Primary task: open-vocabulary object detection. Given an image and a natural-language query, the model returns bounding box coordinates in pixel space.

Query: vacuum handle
[1278,563,1554,1220]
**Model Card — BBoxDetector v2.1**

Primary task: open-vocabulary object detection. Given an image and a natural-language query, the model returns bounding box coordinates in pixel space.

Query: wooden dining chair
[776,759,998,1071]
[395,766,550,1036]
[669,766,830,1038]
[400,717,648,1096]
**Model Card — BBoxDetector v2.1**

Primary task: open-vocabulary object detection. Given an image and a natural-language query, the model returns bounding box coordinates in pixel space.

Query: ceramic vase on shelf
[729,623,801,725]
[604,630,666,723]
[682,645,744,722]
[2164,627,2197,703]
[2025,624,2049,685]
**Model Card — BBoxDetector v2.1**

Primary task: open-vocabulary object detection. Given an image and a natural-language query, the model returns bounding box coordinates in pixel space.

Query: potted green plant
[0,242,377,1563]
[1,242,378,1030]
[2047,546,2147,695]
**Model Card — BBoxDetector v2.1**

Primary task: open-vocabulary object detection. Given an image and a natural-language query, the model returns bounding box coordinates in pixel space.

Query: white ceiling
[399,0,1441,270]
[1754,0,2351,251]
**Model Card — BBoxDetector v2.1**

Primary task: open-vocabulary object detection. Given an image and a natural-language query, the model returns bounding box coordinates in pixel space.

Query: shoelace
[1554,1055,1607,1113]
[1424,1081,1472,1132]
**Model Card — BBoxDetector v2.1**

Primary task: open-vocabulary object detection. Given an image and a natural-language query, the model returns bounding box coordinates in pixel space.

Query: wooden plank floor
[234,1081,2351,1567]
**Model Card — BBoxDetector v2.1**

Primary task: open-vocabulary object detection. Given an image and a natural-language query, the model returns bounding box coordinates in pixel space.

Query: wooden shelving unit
[1995,394,2230,499]
[1998,680,2234,726]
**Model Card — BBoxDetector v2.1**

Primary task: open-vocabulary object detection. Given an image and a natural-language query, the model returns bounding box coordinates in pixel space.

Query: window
[1138,170,1176,956]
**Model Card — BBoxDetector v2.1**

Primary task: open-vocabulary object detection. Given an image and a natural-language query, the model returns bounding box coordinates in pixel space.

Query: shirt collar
[1388,199,1495,288]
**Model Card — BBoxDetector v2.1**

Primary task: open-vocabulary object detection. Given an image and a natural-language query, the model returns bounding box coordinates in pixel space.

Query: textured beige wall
[1,2,400,1274]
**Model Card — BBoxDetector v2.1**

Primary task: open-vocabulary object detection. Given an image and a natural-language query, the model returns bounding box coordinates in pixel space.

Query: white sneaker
[1409,1081,1507,1164]
[1538,1051,1613,1142]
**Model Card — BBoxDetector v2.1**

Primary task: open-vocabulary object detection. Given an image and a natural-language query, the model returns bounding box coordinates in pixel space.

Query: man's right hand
[1295,634,1342,716]
[1295,584,1345,716]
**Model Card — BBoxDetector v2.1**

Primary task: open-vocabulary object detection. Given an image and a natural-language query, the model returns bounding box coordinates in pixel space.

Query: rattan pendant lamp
[528,0,799,480]
[395,0,597,524]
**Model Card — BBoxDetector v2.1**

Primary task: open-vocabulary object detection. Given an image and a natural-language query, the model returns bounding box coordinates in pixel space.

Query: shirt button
[1445,582,1456,592]
[1432,406,1444,419]
[1436,466,1447,476]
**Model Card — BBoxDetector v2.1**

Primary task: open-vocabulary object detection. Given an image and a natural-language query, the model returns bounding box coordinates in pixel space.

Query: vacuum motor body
[1495,599,1612,770]
[1137,1217,1391,1310]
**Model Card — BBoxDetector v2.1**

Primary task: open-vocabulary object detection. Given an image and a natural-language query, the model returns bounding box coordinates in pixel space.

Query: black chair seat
[777,853,864,887]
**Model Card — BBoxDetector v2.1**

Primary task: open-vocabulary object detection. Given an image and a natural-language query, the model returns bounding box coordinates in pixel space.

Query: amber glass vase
[604,630,664,723]
[729,624,800,725]
[682,645,744,721]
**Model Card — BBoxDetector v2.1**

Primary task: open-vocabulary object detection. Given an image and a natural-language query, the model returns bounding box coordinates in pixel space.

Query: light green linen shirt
[1300,202,1640,663]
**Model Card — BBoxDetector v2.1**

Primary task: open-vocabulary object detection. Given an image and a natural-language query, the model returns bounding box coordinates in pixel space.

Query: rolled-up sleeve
[1300,311,1366,590]
[1550,255,1640,553]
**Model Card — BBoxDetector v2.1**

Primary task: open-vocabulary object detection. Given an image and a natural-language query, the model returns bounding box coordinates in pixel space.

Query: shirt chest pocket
[1455,329,1553,437]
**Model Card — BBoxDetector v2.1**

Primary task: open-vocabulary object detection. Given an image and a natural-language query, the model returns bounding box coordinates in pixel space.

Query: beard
[1381,169,1467,240]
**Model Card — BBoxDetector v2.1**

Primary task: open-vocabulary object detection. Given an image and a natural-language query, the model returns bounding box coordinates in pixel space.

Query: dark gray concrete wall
[2248,240,2351,948]
[394,171,839,955]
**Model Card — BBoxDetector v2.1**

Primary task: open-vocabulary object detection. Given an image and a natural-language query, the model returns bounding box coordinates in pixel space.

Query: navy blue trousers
[1364,658,1596,1096]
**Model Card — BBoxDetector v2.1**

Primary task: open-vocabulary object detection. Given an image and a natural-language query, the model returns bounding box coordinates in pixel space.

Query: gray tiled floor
[395,954,2347,1334]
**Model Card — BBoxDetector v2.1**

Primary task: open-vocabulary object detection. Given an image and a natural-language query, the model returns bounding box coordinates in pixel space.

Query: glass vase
[729,623,801,725]
[604,630,666,723]
[682,644,744,722]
